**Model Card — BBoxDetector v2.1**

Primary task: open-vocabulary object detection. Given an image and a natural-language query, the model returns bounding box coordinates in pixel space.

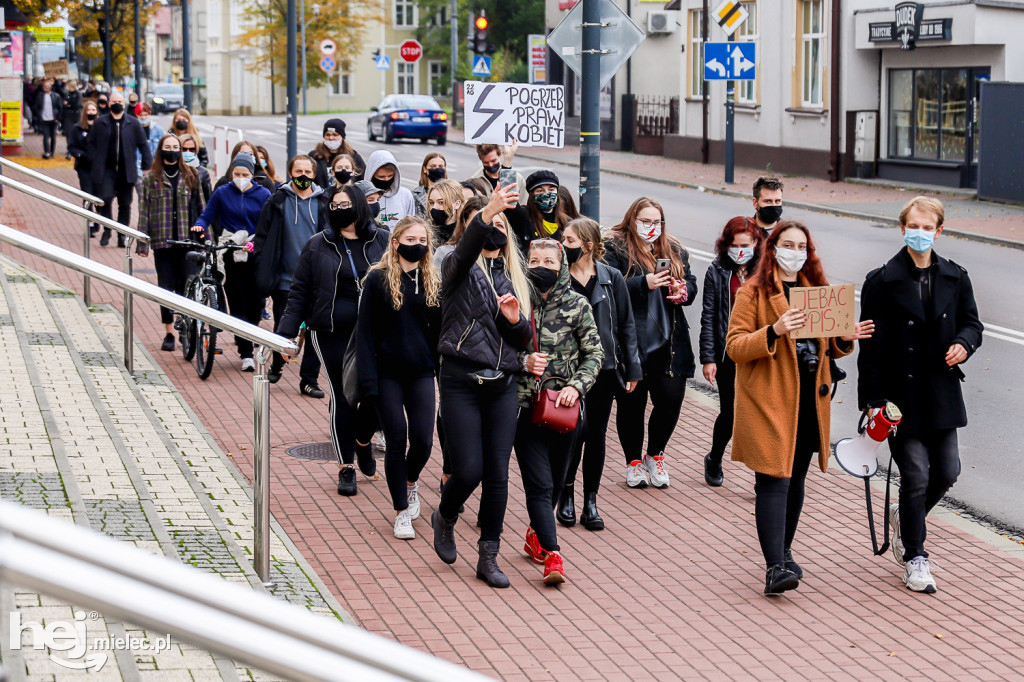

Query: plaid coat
[136,170,205,254]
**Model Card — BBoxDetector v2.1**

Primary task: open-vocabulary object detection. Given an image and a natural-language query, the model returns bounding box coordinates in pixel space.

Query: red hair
[747,220,828,292]
[713,216,764,263]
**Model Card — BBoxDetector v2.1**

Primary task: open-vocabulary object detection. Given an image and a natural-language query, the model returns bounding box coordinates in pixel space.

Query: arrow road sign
[472,56,491,77]
[703,42,756,80]
[375,54,391,70]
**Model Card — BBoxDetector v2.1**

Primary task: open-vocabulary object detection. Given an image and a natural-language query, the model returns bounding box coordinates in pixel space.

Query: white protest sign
[464,81,565,148]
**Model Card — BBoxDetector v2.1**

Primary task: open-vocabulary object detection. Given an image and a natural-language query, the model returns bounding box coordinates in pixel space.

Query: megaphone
[834,401,902,479]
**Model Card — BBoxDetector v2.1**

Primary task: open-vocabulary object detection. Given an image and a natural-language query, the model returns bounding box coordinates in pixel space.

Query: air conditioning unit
[647,10,678,35]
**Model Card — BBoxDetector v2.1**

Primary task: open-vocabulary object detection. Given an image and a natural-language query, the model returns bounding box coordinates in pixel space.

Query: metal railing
[0,224,297,585]
[0,173,148,373]
[0,500,490,682]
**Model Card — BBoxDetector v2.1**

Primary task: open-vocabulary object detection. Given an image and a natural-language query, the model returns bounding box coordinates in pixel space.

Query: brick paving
[3,134,1024,680]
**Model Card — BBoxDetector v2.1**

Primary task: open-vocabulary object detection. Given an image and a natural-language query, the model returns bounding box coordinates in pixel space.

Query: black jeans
[98,177,134,236]
[40,120,58,155]
[565,370,619,495]
[269,288,321,384]
[616,345,687,464]
[515,410,579,552]
[153,245,191,325]
[437,358,519,543]
[708,354,737,463]
[307,328,378,466]
[890,429,960,561]
[376,373,435,511]
[222,258,262,359]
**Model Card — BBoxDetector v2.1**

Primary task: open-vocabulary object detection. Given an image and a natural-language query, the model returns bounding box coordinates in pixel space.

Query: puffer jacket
[585,262,643,387]
[699,256,734,365]
[603,238,698,379]
[438,213,532,372]
[517,256,604,407]
[277,224,389,338]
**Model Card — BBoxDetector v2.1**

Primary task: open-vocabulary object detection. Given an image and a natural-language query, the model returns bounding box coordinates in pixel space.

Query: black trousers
[222,258,262,359]
[890,429,960,561]
[565,370,620,495]
[515,410,579,553]
[437,359,519,543]
[708,354,737,463]
[153,245,191,324]
[269,288,321,384]
[40,120,58,155]
[376,373,435,511]
[307,328,378,466]
[98,176,134,236]
[616,345,687,464]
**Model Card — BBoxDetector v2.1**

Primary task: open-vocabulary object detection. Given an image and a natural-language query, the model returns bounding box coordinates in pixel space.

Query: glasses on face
[182,146,196,152]
[637,219,665,229]
[330,201,353,210]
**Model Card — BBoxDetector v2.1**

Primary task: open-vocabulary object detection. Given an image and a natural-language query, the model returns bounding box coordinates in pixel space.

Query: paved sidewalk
[3,134,1024,680]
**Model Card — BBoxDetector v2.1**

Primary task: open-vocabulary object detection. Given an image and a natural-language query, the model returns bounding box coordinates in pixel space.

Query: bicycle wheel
[195,285,219,380]
[180,277,199,360]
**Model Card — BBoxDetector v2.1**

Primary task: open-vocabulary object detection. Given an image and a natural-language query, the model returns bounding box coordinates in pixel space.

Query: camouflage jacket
[517,255,604,407]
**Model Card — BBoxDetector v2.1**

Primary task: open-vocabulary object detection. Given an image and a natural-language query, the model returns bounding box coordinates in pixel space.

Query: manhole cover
[284,442,336,461]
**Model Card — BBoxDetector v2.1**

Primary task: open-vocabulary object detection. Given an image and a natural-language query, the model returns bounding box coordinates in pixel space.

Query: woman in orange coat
[726,221,873,596]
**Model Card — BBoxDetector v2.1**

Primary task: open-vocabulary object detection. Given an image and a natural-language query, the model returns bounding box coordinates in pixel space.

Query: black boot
[783,548,803,580]
[475,540,510,588]
[556,485,576,527]
[431,509,458,564]
[704,453,724,487]
[764,565,799,596]
[99,229,111,246]
[579,492,604,531]
[117,235,126,248]
[355,440,376,477]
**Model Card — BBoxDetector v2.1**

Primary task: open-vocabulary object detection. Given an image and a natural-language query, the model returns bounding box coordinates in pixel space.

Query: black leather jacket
[583,263,643,387]
[699,256,734,365]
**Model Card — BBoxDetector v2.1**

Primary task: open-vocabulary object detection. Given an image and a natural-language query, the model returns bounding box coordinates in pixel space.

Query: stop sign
[399,39,423,63]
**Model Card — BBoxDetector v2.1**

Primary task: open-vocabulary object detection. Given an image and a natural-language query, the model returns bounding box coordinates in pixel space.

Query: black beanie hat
[323,118,347,138]
[526,170,559,193]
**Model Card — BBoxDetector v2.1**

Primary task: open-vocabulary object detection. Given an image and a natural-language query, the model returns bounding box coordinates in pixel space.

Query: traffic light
[470,11,496,55]
[370,48,381,63]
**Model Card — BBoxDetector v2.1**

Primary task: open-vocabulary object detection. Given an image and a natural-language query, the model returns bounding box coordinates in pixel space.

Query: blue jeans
[890,429,960,561]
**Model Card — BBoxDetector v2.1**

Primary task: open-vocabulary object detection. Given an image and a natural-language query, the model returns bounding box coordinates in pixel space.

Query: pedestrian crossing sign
[472,56,492,77]
[376,54,391,70]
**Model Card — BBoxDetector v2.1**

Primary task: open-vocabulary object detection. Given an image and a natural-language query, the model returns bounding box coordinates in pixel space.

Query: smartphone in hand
[655,258,672,273]
[498,168,518,206]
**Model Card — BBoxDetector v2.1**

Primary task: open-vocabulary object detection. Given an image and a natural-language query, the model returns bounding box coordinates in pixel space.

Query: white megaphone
[834,401,902,479]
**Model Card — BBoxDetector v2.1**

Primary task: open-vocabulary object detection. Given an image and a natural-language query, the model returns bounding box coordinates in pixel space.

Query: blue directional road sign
[703,42,756,80]
[471,56,492,77]
[375,55,391,70]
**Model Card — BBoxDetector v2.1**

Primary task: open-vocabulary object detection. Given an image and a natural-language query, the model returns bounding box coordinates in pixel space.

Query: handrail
[0,224,295,582]
[0,155,105,205]
[0,500,490,682]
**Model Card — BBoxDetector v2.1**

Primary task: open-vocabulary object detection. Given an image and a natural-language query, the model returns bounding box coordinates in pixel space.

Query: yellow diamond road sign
[712,0,749,37]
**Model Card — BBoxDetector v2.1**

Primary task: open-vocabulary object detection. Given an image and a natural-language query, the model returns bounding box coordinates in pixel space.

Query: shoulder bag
[529,309,580,434]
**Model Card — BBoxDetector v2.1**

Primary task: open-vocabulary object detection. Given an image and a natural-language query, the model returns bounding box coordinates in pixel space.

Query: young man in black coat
[33,79,63,159]
[86,91,152,247]
[858,196,984,595]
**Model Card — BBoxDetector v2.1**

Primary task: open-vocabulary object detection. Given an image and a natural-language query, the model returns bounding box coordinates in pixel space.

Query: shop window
[799,0,825,107]
[888,68,976,161]
[688,9,704,98]
[735,2,758,104]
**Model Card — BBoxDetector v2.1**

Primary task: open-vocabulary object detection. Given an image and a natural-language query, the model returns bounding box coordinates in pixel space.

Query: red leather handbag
[529,310,580,434]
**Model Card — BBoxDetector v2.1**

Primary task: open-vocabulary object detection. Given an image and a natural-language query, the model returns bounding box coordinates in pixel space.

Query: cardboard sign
[464,81,564,148]
[789,284,856,339]
[43,59,68,78]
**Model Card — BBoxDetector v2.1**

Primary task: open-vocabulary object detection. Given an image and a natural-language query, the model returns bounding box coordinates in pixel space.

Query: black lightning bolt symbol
[472,84,502,138]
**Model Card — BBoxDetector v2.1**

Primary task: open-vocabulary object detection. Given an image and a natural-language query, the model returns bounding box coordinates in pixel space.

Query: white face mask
[233,176,252,192]
[775,247,807,274]
[324,138,343,151]
[636,220,662,243]
[728,246,755,265]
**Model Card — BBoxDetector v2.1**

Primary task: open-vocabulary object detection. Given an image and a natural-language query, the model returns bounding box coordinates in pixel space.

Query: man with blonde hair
[857,196,983,594]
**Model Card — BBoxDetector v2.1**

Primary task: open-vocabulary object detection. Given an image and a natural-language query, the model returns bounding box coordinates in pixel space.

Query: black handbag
[342,327,361,407]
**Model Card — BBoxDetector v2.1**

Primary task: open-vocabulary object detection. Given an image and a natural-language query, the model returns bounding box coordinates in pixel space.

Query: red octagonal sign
[399,39,423,63]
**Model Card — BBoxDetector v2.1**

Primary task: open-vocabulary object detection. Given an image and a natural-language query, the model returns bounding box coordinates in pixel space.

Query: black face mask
[482,228,507,251]
[429,208,449,227]
[564,246,583,265]
[162,150,180,164]
[109,102,124,115]
[97,101,108,110]
[371,176,392,191]
[483,162,501,175]
[397,243,429,263]
[528,266,559,292]
[174,119,189,131]
[86,113,97,121]
[757,205,783,224]
[328,206,358,231]
[334,169,352,184]
[427,167,447,182]
[369,202,381,219]
[292,175,314,190]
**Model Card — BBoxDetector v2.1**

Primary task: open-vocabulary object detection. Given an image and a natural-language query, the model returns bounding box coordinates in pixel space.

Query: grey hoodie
[365,150,417,232]
[280,182,324,289]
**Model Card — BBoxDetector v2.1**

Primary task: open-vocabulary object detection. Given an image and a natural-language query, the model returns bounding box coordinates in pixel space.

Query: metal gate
[627,95,679,156]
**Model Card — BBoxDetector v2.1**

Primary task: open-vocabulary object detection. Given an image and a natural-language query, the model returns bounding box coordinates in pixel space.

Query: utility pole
[579,0,600,219]
[103,0,112,84]
[300,0,307,115]
[134,0,142,95]
[182,0,192,110]
[724,80,735,183]
[287,0,298,159]
[449,0,457,126]
[701,0,709,164]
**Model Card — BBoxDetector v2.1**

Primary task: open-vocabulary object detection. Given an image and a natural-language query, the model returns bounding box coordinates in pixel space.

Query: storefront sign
[1,100,23,141]
[528,34,547,84]
[29,26,65,42]
[868,2,952,49]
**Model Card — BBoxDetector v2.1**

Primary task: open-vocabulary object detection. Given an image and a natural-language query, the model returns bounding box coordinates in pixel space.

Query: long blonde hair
[369,216,441,310]
[427,179,464,224]
[477,212,531,309]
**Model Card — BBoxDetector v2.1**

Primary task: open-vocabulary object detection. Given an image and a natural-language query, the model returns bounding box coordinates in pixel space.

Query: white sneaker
[626,460,649,489]
[903,556,937,593]
[644,454,670,489]
[889,503,905,567]
[240,357,255,372]
[407,483,420,520]
[394,510,415,540]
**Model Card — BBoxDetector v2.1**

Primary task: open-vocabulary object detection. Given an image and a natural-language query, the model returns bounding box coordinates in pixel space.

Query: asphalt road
[173,113,1024,531]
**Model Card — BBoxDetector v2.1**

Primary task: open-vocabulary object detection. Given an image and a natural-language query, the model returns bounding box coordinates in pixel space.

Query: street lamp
[300,0,321,116]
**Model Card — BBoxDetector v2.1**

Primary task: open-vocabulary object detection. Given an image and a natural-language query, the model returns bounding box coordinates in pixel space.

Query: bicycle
[168,239,245,380]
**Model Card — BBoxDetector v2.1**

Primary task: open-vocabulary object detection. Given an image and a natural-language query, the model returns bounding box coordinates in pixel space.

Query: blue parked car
[367,94,448,145]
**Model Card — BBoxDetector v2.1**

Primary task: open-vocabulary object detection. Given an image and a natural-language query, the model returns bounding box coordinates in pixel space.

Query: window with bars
[800,0,825,107]
[395,0,416,28]
[689,9,704,98]
[735,2,758,104]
